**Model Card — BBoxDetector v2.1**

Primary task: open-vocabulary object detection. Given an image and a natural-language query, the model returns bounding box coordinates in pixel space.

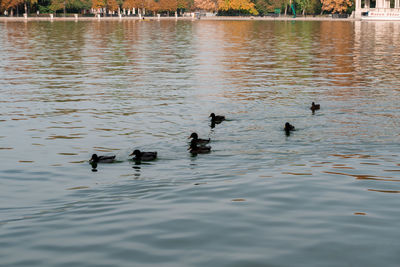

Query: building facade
[355,0,400,19]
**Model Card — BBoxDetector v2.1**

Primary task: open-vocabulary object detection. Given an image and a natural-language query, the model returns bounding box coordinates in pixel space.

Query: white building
[355,0,400,19]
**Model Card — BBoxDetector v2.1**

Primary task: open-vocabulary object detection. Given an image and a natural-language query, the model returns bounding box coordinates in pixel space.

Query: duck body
[130,150,157,161]
[189,140,211,154]
[209,113,225,124]
[284,122,295,132]
[90,154,116,163]
[310,102,320,111]
[189,132,210,144]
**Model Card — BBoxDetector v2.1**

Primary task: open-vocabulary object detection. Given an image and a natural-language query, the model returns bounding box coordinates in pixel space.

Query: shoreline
[0,15,356,22]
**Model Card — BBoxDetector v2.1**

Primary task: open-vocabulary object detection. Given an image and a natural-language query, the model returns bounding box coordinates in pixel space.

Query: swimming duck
[209,113,225,124]
[189,132,210,144]
[310,102,320,112]
[89,154,116,163]
[189,140,211,154]
[130,150,157,161]
[284,122,295,132]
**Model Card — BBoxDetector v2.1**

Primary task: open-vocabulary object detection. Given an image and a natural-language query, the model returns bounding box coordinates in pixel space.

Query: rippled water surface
[1,20,400,266]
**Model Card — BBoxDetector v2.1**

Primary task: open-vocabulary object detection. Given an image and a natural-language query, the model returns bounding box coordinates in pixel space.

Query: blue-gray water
[1,20,400,266]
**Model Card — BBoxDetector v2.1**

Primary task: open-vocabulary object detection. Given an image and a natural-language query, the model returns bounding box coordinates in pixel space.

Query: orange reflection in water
[330,153,375,159]
[282,172,312,176]
[324,171,399,182]
[368,189,400,194]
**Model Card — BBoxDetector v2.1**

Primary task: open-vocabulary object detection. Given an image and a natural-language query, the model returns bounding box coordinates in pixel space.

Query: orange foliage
[159,0,177,11]
[122,0,141,8]
[177,0,188,9]
[0,0,23,10]
[92,0,105,8]
[107,0,119,10]
[218,0,258,14]
[92,0,119,10]
[194,0,217,11]
[321,0,352,13]
[147,0,160,12]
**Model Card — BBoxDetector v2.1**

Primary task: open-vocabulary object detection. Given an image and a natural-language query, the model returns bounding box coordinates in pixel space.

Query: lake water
[1,19,400,266]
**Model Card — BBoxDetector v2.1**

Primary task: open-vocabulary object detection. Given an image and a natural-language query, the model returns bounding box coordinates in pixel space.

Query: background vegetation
[0,0,354,18]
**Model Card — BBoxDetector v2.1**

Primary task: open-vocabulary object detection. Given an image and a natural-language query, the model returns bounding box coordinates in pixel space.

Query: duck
[189,139,211,154]
[284,122,295,132]
[130,150,157,161]
[89,154,116,163]
[310,102,320,112]
[189,132,210,144]
[209,113,225,124]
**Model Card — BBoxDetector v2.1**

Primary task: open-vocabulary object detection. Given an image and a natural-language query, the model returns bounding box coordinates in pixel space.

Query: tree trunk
[63,0,66,17]
[24,2,27,15]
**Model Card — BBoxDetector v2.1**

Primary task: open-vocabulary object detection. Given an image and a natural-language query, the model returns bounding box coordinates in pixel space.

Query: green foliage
[295,0,308,13]
[38,3,51,12]
[253,0,269,15]
[68,0,91,9]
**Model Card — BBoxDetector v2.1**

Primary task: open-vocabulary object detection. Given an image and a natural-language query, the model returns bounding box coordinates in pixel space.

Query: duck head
[284,122,294,132]
[90,154,99,163]
[209,113,215,119]
[189,132,198,140]
[130,150,141,157]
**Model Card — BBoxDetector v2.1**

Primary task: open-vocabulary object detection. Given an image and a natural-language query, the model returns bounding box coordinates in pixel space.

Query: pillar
[356,0,362,11]
[365,0,370,9]
[354,0,362,19]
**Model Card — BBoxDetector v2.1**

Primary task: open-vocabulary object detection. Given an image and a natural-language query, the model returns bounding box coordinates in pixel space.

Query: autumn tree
[1,0,37,15]
[107,0,119,11]
[146,0,160,14]
[194,0,217,11]
[122,0,137,9]
[50,0,67,15]
[176,0,189,11]
[92,0,105,10]
[159,0,176,14]
[123,0,148,14]
[321,0,351,13]
[218,0,258,15]
[1,0,23,15]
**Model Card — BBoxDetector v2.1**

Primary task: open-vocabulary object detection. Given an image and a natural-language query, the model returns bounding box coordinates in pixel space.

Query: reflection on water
[1,20,400,267]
